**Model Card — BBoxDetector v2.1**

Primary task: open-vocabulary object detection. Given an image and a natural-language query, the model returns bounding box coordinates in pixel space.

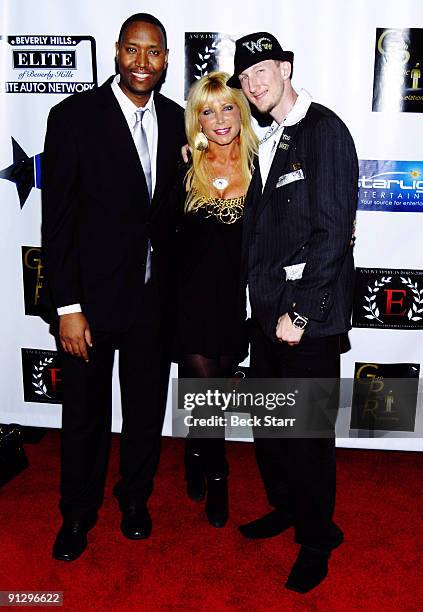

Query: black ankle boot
[205,476,228,528]
[184,449,206,501]
[285,546,330,593]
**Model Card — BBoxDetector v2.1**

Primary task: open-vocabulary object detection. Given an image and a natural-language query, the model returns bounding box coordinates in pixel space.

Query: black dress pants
[58,284,170,520]
[250,318,341,552]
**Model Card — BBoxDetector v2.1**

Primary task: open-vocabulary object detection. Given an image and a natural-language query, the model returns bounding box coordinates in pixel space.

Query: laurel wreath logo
[32,357,53,398]
[194,40,218,80]
[363,275,423,323]
[363,277,391,323]
[400,276,423,321]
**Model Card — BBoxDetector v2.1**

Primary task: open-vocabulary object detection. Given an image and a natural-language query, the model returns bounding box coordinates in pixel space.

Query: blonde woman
[177,72,257,527]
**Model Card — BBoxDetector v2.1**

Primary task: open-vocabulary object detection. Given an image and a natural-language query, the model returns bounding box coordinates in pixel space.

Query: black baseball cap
[227,32,294,88]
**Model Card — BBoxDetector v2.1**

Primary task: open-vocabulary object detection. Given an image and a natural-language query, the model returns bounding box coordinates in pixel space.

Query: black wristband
[288,310,309,330]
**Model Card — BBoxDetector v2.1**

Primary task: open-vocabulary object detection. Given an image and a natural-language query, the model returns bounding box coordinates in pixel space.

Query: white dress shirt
[57,75,158,315]
[258,89,312,190]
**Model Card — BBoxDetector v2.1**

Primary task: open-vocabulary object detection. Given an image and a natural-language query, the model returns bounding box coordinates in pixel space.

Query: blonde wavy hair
[184,71,258,212]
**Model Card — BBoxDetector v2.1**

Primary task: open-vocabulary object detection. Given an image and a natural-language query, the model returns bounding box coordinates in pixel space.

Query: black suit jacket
[41,80,185,332]
[241,102,358,340]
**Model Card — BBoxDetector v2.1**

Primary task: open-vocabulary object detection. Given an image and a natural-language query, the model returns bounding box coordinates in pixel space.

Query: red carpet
[1,432,422,610]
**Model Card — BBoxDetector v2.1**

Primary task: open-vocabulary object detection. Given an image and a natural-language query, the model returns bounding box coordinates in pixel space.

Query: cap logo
[242,37,273,54]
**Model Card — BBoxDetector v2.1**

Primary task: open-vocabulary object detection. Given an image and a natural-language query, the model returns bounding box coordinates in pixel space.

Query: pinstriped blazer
[241,102,358,341]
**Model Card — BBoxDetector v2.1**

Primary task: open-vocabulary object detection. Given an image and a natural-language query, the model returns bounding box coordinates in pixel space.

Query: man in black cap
[228,33,358,592]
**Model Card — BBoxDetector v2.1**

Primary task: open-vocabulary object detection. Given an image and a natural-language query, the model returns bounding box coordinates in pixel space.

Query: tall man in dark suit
[42,13,185,561]
[227,33,358,593]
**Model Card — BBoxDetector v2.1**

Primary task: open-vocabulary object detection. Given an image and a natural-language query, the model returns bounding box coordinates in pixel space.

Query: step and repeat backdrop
[1,0,422,450]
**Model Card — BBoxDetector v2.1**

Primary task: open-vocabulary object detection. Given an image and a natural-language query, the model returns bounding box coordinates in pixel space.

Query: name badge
[276,168,304,188]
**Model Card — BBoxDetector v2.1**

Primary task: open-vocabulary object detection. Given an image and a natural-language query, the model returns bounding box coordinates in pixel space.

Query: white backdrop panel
[1,0,422,450]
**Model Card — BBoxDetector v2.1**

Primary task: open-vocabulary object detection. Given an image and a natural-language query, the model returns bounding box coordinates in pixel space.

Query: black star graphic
[0,138,43,208]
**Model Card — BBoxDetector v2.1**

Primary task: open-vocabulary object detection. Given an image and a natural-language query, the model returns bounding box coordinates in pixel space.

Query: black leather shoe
[185,449,206,501]
[285,546,330,593]
[239,510,293,539]
[205,476,228,528]
[52,513,97,562]
[121,505,152,540]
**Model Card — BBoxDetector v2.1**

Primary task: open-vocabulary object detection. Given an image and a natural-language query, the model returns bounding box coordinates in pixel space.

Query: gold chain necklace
[200,195,245,224]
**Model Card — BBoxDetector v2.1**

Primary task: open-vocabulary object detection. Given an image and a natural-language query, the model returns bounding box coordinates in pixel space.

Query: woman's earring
[194,131,208,151]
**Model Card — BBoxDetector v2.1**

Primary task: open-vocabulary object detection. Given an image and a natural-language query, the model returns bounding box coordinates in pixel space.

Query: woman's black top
[176,195,247,360]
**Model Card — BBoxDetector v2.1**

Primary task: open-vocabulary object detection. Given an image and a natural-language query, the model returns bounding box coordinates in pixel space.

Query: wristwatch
[288,310,309,330]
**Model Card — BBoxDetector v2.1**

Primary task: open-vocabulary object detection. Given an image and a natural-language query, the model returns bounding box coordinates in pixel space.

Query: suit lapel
[241,163,262,268]
[97,81,150,204]
[244,164,262,234]
[153,93,172,209]
[256,121,302,218]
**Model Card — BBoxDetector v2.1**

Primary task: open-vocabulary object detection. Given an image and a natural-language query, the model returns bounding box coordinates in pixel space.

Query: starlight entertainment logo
[358,160,423,212]
[0,34,97,94]
[352,268,423,329]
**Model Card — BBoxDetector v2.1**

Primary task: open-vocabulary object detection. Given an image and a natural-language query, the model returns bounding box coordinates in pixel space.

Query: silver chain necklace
[259,121,283,146]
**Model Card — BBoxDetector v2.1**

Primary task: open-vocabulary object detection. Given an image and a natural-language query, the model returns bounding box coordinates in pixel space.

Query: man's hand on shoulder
[181,143,191,163]
[59,312,93,362]
[276,313,305,346]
